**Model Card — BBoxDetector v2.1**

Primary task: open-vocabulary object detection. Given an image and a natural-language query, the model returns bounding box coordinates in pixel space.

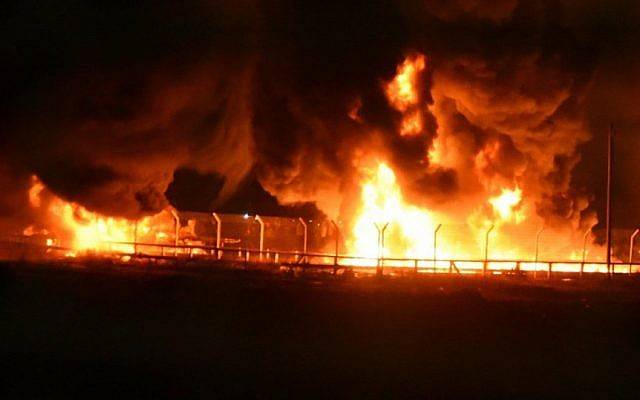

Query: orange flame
[385,54,427,138]
[385,54,426,112]
[26,176,175,256]
[346,159,609,273]
[348,163,440,264]
[489,187,524,223]
[28,176,45,208]
[399,110,423,136]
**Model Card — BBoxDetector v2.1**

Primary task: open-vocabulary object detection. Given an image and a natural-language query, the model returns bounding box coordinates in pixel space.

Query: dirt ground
[2,260,640,398]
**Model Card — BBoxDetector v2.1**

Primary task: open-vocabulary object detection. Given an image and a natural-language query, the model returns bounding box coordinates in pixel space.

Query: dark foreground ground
[1,260,640,399]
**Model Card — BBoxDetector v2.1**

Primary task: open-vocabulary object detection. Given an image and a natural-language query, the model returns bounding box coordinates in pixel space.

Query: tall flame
[348,163,439,262]
[344,52,609,271]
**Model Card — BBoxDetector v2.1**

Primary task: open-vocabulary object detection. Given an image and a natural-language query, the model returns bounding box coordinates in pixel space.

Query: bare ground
[1,260,640,399]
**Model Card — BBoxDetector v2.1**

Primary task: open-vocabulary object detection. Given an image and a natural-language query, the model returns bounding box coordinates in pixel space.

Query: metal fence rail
[100,240,640,278]
[3,236,640,278]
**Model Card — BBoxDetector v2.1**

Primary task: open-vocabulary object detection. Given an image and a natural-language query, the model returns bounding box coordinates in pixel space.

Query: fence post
[212,212,222,259]
[581,228,591,278]
[134,221,139,255]
[533,227,544,279]
[170,209,180,257]
[433,224,442,273]
[298,218,308,263]
[374,222,389,276]
[331,220,340,270]
[254,215,265,262]
[629,228,639,275]
[484,225,495,277]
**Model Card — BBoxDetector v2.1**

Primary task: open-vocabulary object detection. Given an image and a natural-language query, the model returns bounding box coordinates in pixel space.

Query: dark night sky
[2,0,640,228]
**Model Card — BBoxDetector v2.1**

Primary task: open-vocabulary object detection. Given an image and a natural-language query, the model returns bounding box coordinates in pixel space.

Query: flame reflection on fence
[3,210,640,277]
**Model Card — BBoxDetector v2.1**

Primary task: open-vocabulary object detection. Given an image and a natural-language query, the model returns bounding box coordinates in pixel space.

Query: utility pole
[606,125,614,277]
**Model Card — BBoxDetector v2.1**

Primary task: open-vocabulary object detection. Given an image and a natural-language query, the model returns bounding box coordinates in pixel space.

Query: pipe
[298,218,308,263]
[212,212,222,259]
[629,228,639,275]
[433,224,442,273]
[483,225,494,277]
[533,227,544,279]
[254,215,265,261]
[170,208,180,256]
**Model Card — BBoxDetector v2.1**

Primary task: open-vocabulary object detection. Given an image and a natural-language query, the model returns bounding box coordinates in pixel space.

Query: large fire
[343,53,610,273]
[344,159,609,272]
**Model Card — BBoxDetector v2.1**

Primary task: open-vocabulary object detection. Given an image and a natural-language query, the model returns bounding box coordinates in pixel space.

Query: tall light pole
[606,124,614,277]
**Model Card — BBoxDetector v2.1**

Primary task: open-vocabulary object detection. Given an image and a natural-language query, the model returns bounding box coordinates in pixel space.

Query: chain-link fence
[4,209,640,275]
[134,212,639,273]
